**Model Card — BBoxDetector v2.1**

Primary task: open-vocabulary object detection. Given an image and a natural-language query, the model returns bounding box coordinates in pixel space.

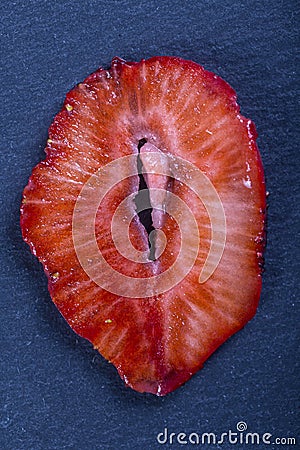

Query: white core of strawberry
[138,142,171,260]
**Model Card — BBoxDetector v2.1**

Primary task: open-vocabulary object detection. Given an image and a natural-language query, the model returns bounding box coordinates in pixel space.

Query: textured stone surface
[0,1,298,448]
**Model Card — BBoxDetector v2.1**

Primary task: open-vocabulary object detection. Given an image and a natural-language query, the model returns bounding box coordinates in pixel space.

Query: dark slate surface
[0,1,299,449]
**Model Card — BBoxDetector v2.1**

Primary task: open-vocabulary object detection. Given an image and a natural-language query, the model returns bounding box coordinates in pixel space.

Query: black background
[1,1,299,449]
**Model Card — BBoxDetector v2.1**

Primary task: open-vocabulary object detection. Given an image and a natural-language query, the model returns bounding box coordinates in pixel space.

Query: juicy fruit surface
[20,57,266,395]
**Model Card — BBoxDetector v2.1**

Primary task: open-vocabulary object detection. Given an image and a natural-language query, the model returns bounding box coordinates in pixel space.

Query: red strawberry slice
[20,56,266,395]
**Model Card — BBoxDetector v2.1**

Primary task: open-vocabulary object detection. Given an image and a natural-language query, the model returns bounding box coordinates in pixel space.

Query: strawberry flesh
[20,57,266,395]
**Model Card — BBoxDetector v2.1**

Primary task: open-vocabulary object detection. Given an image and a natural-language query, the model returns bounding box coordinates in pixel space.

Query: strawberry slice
[20,57,266,395]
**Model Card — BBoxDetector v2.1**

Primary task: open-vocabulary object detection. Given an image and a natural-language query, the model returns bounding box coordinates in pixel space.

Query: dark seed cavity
[135,139,156,260]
